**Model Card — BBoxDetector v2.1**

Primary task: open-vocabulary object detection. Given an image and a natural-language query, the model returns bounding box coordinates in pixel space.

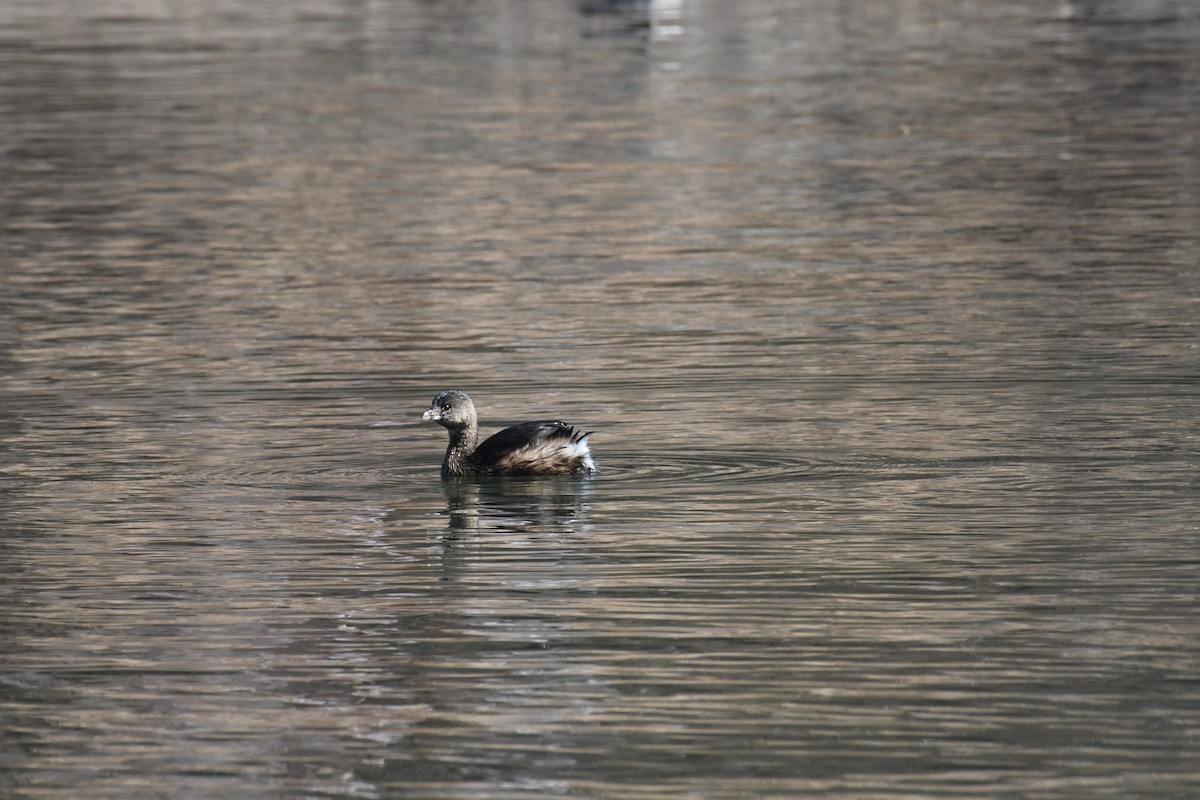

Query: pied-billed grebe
[422,390,596,477]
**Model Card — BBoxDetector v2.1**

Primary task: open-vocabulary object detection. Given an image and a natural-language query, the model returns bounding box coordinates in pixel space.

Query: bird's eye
[441,405,451,412]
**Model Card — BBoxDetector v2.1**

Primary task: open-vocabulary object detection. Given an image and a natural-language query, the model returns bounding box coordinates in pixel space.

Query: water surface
[2,1,1198,798]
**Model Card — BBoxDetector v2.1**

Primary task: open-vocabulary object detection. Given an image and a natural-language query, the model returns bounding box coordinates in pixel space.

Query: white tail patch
[574,433,596,473]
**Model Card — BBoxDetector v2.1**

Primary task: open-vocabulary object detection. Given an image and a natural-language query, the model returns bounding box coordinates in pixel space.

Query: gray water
[2,1,1199,798]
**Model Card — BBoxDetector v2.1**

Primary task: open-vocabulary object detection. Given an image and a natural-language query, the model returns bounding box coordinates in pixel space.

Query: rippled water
[2,1,1199,798]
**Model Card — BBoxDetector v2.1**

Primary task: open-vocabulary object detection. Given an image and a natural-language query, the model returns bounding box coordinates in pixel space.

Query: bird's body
[422,390,596,477]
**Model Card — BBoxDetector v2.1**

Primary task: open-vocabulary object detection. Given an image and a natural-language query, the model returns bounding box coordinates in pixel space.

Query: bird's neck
[443,423,479,476]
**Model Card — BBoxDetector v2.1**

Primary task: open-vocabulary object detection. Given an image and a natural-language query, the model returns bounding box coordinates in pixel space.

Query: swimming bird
[422,390,596,477]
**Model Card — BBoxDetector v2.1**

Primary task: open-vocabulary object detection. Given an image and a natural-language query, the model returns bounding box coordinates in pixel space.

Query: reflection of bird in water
[441,476,596,538]
[422,390,596,478]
